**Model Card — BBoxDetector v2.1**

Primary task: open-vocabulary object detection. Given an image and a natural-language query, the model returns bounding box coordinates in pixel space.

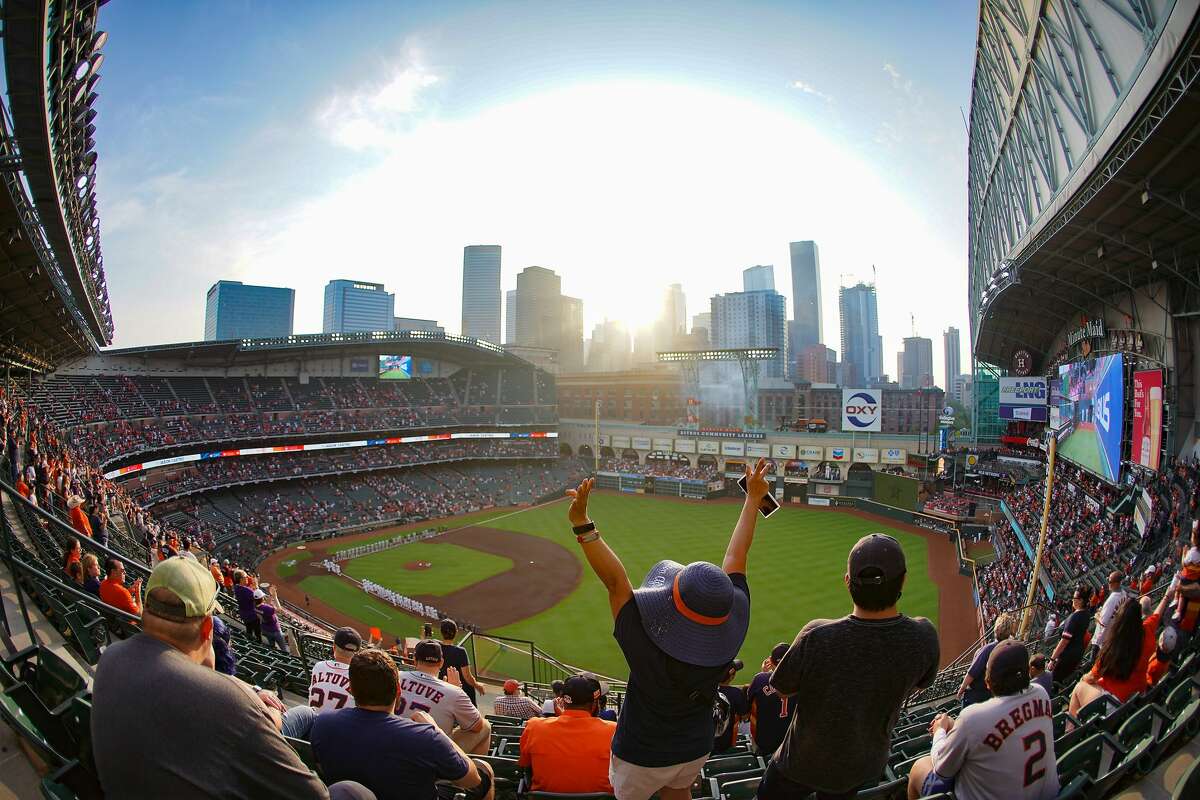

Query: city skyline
[98,1,976,387]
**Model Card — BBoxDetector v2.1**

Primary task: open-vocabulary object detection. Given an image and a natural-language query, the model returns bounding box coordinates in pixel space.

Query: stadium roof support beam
[657,348,778,429]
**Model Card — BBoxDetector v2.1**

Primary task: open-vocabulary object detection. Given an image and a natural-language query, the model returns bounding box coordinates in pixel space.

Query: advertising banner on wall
[611,436,631,449]
[852,448,879,463]
[652,438,674,451]
[631,436,652,450]
[880,447,906,464]
[798,445,825,461]
[1132,369,1163,471]
[598,434,610,446]
[841,389,882,432]
[746,442,771,458]
[827,446,848,461]
[999,377,1048,422]
[772,443,796,459]
[673,439,696,453]
[697,441,720,455]
[722,441,746,456]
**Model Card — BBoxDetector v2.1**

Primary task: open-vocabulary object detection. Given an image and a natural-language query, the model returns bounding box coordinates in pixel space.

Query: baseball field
[264,492,977,679]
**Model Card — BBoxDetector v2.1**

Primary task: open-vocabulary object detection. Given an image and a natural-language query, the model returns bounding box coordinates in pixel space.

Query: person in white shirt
[540,680,565,716]
[398,640,491,754]
[1092,571,1127,651]
[309,627,362,712]
[907,641,1059,800]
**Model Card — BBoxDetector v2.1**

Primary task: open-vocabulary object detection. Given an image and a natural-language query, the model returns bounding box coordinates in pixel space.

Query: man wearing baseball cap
[519,673,616,794]
[761,533,939,799]
[92,557,372,798]
[493,679,542,720]
[565,459,768,800]
[310,627,363,713]
[397,640,491,754]
[907,640,1059,800]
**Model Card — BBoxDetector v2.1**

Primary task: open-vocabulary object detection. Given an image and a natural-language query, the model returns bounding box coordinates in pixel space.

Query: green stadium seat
[486,714,523,726]
[0,687,65,769]
[285,736,321,776]
[492,724,526,738]
[497,739,521,758]
[703,754,763,778]
[37,759,102,800]
[1073,694,1118,727]
[706,768,765,799]
[1115,705,1167,776]
[1055,732,1128,799]
[716,776,759,800]
[476,755,522,798]
[1053,772,1091,800]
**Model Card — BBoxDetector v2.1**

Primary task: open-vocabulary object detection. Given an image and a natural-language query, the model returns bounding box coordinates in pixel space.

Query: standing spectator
[761,533,940,799]
[213,615,237,676]
[747,642,796,759]
[1092,571,1129,652]
[310,627,361,712]
[210,558,224,586]
[712,660,748,755]
[438,619,485,705]
[518,673,617,794]
[91,557,369,798]
[906,640,1059,800]
[1042,613,1059,642]
[957,612,1015,708]
[1047,585,1093,685]
[234,570,262,643]
[90,503,109,549]
[1070,591,1169,712]
[493,680,543,720]
[98,558,142,617]
[1170,548,1200,642]
[67,495,92,537]
[564,462,764,800]
[311,649,493,800]
[540,680,565,716]
[256,588,289,653]
[397,640,491,755]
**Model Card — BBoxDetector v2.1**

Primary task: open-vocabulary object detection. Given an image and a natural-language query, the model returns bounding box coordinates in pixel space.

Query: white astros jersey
[930,684,1059,800]
[308,660,356,712]
[398,670,480,735]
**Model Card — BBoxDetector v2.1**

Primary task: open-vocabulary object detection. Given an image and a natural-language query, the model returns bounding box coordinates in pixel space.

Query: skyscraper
[839,282,882,387]
[587,319,632,372]
[797,343,836,384]
[505,289,517,345]
[789,241,822,346]
[710,290,788,378]
[322,280,395,334]
[204,280,294,341]
[943,326,961,392]
[900,337,935,390]
[653,283,687,352]
[560,295,584,372]
[461,245,501,344]
[742,265,775,292]
[514,266,563,350]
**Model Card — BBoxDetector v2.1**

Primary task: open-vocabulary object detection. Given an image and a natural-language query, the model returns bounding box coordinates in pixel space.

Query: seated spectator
[255,587,288,652]
[63,538,81,573]
[597,693,618,722]
[81,553,101,596]
[66,560,84,586]
[1147,625,1178,686]
[438,618,484,705]
[906,640,1059,799]
[1047,585,1093,684]
[98,558,142,617]
[310,627,362,712]
[91,557,371,798]
[713,659,748,754]
[1170,548,1200,641]
[311,648,493,800]
[493,680,542,720]
[761,533,940,799]
[957,612,1015,708]
[540,680,564,716]
[518,673,617,794]
[1070,591,1169,712]
[747,642,796,759]
[398,640,491,754]
[67,495,92,537]
[565,464,764,800]
[1028,654,1053,694]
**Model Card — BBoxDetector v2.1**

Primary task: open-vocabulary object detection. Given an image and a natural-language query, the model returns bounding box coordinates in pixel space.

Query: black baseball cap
[986,640,1029,690]
[770,642,790,663]
[334,627,362,652]
[562,673,608,706]
[848,534,906,585]
[414,639,443,664]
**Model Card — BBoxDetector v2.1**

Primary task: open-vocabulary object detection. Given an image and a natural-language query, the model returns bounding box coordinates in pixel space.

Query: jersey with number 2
[309,660,355,712]
[398,670,481,736]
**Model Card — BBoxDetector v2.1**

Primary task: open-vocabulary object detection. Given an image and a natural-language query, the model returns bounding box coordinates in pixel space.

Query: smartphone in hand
[738,474,781,517]
[423,622,433,639]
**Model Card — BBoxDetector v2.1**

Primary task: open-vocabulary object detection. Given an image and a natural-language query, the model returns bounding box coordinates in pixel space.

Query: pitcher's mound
[404,561,433,571]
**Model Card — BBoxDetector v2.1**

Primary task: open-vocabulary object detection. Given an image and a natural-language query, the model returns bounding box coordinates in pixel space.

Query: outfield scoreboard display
[1055,354,1124,482]
[379,354,412,380]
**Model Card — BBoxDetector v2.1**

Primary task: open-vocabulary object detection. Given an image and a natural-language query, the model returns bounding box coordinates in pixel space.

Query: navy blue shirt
[311,708,469,800]
[611,573,750,767]
[963,642,998,707]
[747,671,794,758]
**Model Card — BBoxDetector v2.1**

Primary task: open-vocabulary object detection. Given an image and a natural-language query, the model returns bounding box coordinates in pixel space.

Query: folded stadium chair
[496,739,521,758]
[1055,731,1129,800]
[1053,773,1092,800]
[889,733,932,765]
[891,753,924,778]
[706,767,765,799]
[476,755,521,799]
[3,645,87,713]
[1172,755,1200,800]
[285,736,321,777]
[702,754,764,778]
[492,724,526,738]
[1115,704,1169,776]
[715,776,760,800]
[0,686,65,769]
[36,759,102,800]
[1054,719,1096,756]
[486,714,523,726]
[853,771,905,799]
[1052,711,1076,740]
[1073,694,1120,728]
[526,794,616,800]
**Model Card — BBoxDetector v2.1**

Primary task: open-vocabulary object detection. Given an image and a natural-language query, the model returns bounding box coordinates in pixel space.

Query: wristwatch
[572,522,596,536]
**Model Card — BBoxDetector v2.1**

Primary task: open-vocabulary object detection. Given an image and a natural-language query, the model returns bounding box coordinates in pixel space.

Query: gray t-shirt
[770,614,940,793]
[91,633,329,799]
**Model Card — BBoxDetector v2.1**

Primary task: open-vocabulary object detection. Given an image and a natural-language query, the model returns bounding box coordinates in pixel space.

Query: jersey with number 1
[747,671,795,757]
[398,670,481,736]
[308,660,356,712]
[930,684,1059,800]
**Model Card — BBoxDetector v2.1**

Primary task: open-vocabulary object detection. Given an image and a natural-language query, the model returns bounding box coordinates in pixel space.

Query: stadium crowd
[598,456,719,481]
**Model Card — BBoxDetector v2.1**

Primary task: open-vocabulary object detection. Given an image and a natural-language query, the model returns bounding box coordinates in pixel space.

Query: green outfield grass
[297,493,941,679]
[328,508,526,552]
[344,541,512,595]
[298,575,435,637]
[1059,425,1106,477]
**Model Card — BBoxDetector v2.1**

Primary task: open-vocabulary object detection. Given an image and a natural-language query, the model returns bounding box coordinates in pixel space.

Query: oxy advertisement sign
[842,389,882,432]
[1132,370,1163,471]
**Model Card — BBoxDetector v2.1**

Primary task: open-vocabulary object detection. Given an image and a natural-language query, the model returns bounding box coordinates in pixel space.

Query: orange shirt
[210,564,224,585]
[518,710,616,794]
[1147,654,1170,687]
[68,506,93,538]
[1093,613,1159,702]
[99,578,141,616]
[15,478,31,499]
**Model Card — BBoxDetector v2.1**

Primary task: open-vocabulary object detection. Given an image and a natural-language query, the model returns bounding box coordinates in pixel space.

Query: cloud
[789,79,833,103]
[883,63,913,94]
[319,62,440,150]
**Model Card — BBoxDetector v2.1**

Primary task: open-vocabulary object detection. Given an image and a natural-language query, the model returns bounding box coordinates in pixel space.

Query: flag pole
[1019,434,1057,639]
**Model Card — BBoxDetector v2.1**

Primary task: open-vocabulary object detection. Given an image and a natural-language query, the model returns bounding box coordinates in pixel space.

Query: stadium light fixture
[1096,244,1105,259]
[75,174,87,190]
[91,30,108,53]
[73,59,90,81]
[86,54,104,80]
[1141,189,1151,205]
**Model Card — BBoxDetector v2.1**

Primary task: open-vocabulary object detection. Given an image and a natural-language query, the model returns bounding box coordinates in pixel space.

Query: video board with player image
[1055,353,1124,482]
[378,354,412,380]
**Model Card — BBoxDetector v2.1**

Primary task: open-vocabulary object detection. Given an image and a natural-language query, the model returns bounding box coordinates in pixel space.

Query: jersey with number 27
[309,660,356,712]
[930,684,1059,800]
[398,670,481,736]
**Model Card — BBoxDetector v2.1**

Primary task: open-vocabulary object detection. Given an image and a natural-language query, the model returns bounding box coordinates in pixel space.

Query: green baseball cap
[144,556,223,621]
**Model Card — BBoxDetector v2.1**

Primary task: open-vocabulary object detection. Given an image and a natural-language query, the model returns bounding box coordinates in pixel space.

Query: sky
[95,0,978,386]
